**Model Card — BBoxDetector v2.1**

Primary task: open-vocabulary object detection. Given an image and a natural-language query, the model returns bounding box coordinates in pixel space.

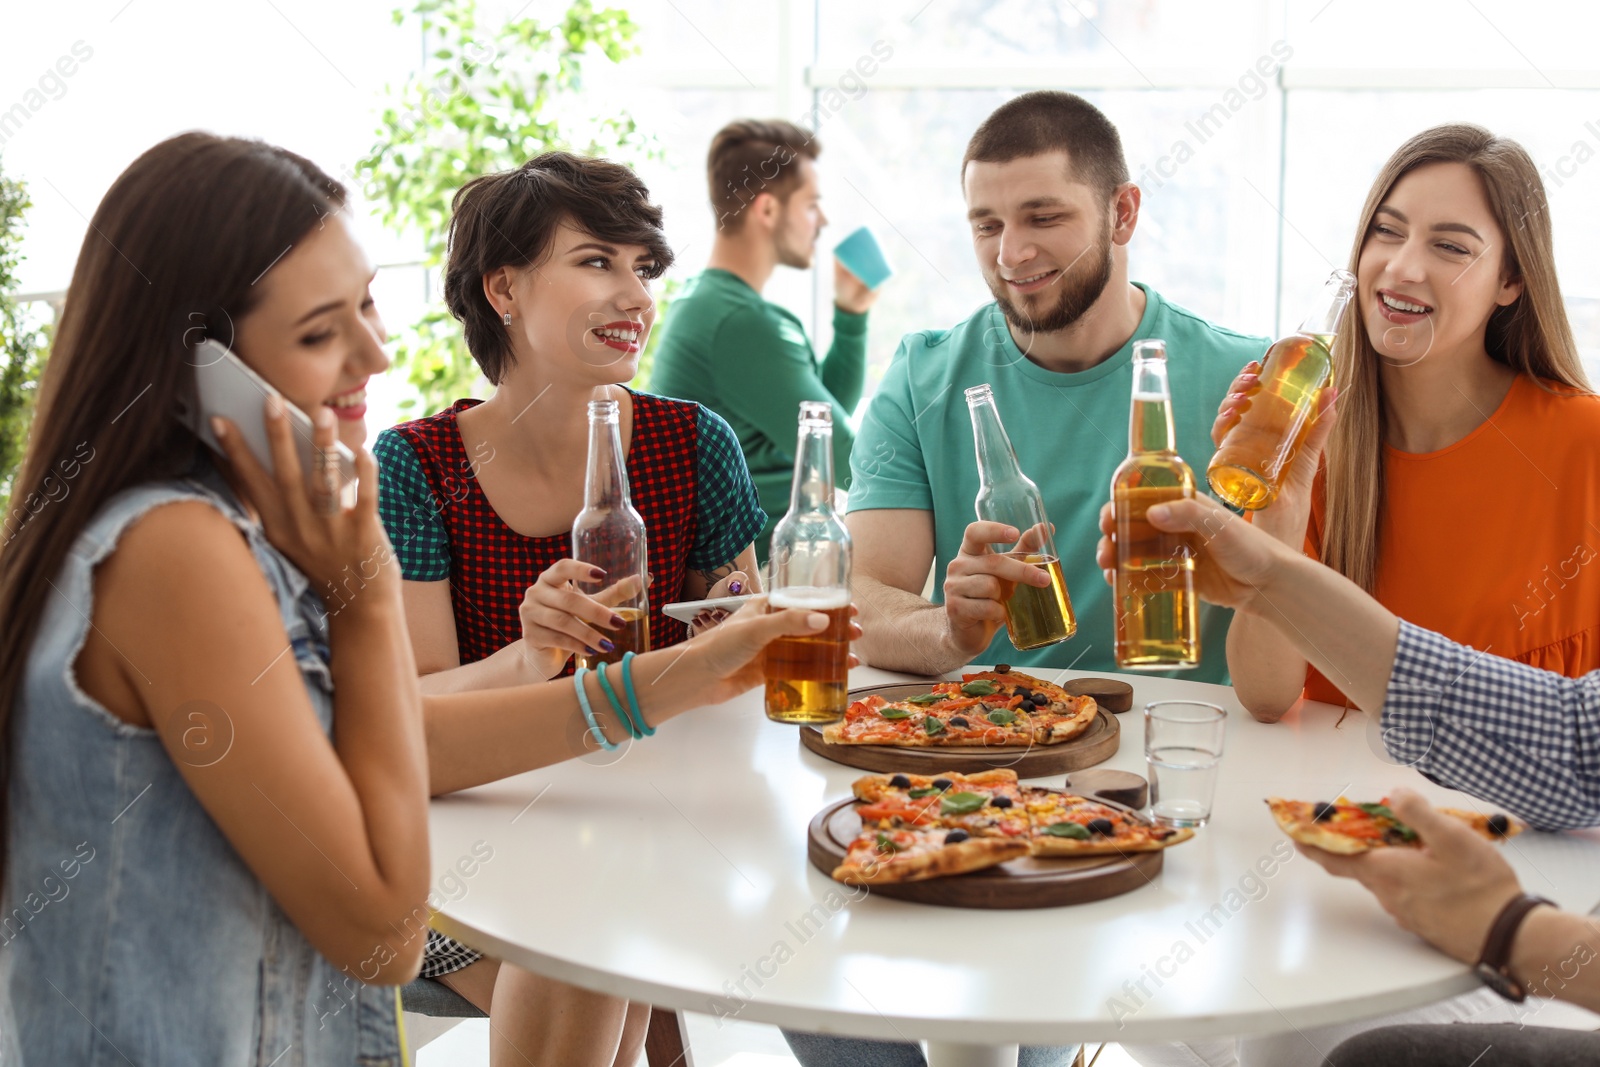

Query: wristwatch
[1474,892,1554,1001]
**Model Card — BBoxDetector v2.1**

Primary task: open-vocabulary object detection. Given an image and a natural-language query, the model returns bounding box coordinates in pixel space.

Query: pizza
[821,667,1100,749]
[830,769,1193,884]
[1266,797,1525,855]
[831,824,1030,885]
[1023,788,1194,856]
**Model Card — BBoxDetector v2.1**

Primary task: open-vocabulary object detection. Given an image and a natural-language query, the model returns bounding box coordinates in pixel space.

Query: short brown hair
[706,119,819,232]
[962,91,1129,201]
[443,151,673,384]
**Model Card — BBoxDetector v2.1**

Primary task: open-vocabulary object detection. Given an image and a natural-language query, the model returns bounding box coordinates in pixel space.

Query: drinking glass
[1144,700,1227,827]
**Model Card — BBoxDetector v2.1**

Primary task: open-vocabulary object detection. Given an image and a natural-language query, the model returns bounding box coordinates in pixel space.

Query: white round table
[427,665,1600,1067]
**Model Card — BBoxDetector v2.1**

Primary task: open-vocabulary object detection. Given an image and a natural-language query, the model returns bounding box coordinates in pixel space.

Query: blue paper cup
[832,226,893,290]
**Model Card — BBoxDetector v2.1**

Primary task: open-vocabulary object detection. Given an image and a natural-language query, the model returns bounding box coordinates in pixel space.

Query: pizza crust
[1030,824,1194,857]
[832,834,1028,884]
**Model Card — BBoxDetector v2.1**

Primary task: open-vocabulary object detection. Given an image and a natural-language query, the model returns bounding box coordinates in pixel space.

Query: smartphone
[662,593,756,624]
[175,338,358,496]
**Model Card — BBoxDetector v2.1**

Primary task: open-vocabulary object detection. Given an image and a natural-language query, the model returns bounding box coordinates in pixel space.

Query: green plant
[0,165,47,519]
[358,0,659,415]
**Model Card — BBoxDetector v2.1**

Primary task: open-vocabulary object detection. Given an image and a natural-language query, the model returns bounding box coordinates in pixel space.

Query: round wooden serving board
[798,683,1119,776]
[806,792,1164,908]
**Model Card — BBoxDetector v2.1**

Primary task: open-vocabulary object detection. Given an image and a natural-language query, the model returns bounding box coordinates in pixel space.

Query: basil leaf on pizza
[940,792,987,815]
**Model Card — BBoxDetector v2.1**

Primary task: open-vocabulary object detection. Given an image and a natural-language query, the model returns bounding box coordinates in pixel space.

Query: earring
[502,310,512,325]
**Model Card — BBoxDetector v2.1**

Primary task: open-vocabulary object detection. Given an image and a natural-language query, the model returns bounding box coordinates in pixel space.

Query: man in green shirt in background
[651,119,880,562]
[846,91,1268,685]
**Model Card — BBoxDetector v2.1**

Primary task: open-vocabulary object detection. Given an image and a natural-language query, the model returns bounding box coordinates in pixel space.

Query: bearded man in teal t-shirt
[846,91,1268,684]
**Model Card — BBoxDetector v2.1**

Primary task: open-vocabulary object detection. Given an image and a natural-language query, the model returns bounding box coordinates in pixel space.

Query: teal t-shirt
[848,284,1268,683]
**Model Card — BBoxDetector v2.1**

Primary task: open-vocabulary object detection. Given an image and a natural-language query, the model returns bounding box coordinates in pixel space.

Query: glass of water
[1144,700,1227,827]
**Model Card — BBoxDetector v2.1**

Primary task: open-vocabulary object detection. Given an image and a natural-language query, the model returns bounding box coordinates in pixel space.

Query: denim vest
[0,461,402,1066]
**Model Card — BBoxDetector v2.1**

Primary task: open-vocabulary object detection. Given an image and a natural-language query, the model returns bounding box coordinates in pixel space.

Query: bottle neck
[1129,360,1176,454]
[583,415,629,508]
[1299,274,1356,338]
[969,395,1023,486]
[790,423,835,514]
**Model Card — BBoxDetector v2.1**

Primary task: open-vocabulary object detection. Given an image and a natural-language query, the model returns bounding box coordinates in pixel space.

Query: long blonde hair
[1323,123,1591,592]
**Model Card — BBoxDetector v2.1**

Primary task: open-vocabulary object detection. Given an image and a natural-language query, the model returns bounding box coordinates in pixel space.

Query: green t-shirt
[651,268,869,560]
[848,284,1268,683]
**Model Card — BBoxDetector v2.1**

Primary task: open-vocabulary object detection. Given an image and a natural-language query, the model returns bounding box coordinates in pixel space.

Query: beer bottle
[964,384,1075,651]
[764,402,852,724]
[1112,340,1199,670]
[571,398,650,670]
[1207,269,1356,510]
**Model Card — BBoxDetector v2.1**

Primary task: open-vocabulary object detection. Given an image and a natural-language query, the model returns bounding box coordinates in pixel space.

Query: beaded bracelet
[620,652,653,736]
[572,666,618,751]
[595,663,645,740]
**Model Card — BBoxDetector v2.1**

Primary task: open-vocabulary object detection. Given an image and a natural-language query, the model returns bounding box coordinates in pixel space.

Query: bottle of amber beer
[964,384,1075,651]
[764,402,852,725]
[1207,269,1356,510]
[1112,340,1199,670]
[571,398,650,671]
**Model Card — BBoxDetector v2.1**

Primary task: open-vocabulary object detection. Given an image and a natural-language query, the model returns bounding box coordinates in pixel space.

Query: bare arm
[96,499,428,984]
[847,508,1051,675]
[1215,383,1338,721]
[1100,494,1398,713]
[847,508,956,674]
[404,579,557,693]
[423,598,860,793]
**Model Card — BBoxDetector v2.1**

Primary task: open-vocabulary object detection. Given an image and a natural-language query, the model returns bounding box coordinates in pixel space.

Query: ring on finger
[313,447,341,516]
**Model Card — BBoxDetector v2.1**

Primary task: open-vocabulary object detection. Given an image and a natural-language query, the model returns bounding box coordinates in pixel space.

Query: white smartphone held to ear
[175,338,358,496]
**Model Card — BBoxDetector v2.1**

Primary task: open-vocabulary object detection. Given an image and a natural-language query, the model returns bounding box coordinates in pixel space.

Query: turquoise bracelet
[620,652,653,736]
[595,663,645,740]
[572,666,618,751]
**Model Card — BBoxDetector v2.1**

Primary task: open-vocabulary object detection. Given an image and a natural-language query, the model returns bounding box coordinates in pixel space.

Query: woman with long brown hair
[1223,123,1600,723]
[0,132,852,1065]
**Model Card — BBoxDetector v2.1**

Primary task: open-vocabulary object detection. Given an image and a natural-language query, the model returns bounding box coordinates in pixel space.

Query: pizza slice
[1266,797,1525,854]
[830,823,1029,885]
[1022,787,1195,856]
[955,669,1100,746]
[821,693,1035,748]
[852,770,1031,838]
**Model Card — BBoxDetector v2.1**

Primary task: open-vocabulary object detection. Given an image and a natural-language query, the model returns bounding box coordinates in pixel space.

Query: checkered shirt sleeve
[1382,620,1600,830]
[373,429,451,582]
[688,405,767,572]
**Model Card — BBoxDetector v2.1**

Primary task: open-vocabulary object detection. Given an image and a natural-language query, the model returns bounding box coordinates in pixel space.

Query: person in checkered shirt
[1100,493,1600,1066]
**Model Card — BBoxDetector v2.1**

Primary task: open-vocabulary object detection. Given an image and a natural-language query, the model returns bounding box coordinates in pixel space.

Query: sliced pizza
[1266,797,1525,854]
[852,770,1031,838]
[831,823,1029,885]
[821,669,1099,749]
[1022,788,1195,856]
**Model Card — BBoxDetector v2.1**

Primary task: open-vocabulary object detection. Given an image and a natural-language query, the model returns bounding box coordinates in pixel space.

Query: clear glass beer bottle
[764,402,852,724]
[571,398,650,670]
[1112,340,1199,670]
[1207,269,1356,510]
[964,384,1075,651]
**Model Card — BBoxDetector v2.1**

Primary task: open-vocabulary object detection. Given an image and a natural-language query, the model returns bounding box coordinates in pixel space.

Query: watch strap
[1474,892,1553,1001]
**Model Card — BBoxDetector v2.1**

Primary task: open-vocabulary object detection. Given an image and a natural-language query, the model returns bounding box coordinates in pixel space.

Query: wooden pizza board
[806,790,1165,909]
[798,683,1119,776]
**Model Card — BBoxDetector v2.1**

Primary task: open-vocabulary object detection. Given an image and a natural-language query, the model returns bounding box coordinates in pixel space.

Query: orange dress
[1305,374,1600,706]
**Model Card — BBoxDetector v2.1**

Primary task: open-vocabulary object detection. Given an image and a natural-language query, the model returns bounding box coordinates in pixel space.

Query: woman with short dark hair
[373,152,769,1064]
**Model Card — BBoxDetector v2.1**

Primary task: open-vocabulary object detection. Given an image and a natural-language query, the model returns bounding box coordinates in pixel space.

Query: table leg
[922,1041,1020,1067]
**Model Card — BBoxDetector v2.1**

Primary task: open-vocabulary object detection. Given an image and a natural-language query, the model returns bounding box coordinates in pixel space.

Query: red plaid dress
[390,393,697,667]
